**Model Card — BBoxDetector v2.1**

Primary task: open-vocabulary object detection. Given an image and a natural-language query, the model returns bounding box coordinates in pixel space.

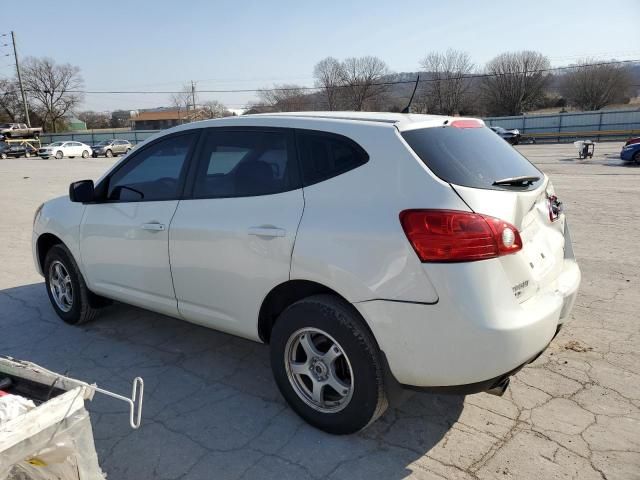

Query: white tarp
[0,358,105,480]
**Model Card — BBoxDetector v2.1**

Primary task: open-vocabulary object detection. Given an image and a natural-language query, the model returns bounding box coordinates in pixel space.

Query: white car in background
[32,112,580,434]
[38,141,93,159]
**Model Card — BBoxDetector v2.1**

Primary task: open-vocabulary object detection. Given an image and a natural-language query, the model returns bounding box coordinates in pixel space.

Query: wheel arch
[36,232,65,273]
[258,280,378,345]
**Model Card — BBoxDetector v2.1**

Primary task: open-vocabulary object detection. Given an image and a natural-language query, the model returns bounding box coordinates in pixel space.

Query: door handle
[141,223,166,231]
[247,226,286,237]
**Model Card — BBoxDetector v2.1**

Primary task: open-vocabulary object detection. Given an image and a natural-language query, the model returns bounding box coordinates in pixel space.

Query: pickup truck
[0,123,43,139]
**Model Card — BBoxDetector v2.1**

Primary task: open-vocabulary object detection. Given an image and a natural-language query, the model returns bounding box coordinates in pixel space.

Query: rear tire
[44,244,99,325]
[270,294,388,434]
[81,150,89,158]
[24,151,31,158]
[0,153,7,160]
[633,152,640,165]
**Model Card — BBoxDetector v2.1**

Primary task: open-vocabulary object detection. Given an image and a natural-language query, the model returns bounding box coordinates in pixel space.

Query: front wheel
[81,150,89,158]
[55,150,63,159]
[105,149,113,158]
[633,152,640,165]
[270,294,388,434]
[24,151,31,158]
[44,244,99,325]
[0,153,7,160]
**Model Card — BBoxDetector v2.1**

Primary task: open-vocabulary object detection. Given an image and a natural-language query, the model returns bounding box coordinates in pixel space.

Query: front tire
[55,150,63,159]
[105,149,113,158]
[633,151,640,165]
[44,244,99,325]
[270,294,387,434]
[0,153,7,160]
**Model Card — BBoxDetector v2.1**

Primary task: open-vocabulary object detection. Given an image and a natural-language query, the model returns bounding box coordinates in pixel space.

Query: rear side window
[297,131,369,186]
[193,129,299,198]
[402,126,542,190]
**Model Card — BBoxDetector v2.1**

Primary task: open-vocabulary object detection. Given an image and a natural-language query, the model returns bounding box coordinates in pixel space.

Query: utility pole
[11,31,31,127]
[190,80,196,119]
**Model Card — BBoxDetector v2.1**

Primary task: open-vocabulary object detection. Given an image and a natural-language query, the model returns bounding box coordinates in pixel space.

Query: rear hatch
[401,122,566,303]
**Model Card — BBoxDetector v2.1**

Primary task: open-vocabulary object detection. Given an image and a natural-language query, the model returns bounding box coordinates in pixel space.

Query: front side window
[193,129,298,198]
[296,131,369,186]
[107,132,195,202]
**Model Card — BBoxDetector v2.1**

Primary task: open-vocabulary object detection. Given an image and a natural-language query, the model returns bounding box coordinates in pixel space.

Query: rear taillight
[548,195,562,222]
[399,210,522,262]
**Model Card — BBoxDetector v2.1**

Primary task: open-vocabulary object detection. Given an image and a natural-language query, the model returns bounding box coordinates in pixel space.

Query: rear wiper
[492,175,540,187]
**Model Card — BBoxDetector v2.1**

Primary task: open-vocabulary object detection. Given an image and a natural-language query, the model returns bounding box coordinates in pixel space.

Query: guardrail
[526,129,639,143]
[38,130,159,146]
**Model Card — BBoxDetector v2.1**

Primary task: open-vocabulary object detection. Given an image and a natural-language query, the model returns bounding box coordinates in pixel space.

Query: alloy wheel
[284,327,354,413]
[49,260,73,312]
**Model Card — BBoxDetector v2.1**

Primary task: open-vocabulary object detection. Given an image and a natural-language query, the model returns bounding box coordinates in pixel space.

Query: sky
[3,0,639,112]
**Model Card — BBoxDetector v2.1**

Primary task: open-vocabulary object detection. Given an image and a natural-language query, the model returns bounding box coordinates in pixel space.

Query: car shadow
[0,282,464,480]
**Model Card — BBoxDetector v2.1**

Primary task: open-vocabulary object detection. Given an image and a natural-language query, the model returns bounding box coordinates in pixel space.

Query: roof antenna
[401,75,420,114]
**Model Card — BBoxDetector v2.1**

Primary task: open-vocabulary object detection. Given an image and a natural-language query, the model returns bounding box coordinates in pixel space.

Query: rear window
[402,126,542,190]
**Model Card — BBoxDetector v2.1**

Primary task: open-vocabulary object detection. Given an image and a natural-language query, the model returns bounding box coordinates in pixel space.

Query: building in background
[67,117,87,131]
[130,107,191,130]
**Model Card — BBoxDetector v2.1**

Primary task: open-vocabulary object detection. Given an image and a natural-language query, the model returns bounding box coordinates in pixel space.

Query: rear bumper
[401,324,562,395]
[354,257,580,388]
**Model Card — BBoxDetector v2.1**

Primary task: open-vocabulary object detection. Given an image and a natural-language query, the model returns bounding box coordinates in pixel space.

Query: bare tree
[257,84,313,112]
[339,56,390,111]
[77,111,111,129]
[481,51,551,115]
[313,57,344,110]
[0,79,25,122]
[560,59,632,111]
[201,100,232,119]
[417,49,474,115]
[169,84,196,121]
[21,57,84,132]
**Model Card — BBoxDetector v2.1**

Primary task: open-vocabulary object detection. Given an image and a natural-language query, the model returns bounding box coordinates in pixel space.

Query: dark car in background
[621,141,640,164]
[0,142,37,159]
[490,126,521,145]
[91,139,132,158]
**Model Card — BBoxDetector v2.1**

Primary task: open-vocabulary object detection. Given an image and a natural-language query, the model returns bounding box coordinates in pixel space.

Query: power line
[5,59,638,97]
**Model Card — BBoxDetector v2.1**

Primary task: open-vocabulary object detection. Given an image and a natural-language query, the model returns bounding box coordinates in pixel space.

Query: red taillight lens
[399,210,522,262]
[449,119,483,129]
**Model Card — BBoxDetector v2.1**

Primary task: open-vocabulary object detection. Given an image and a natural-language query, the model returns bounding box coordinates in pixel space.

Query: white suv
[32,112,581,434]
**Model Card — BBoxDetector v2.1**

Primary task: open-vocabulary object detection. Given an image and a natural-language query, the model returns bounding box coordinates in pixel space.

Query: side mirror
[69,180,95,203]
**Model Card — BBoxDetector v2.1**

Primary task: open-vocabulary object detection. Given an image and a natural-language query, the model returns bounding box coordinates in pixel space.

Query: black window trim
[183,126,301,200]
[93,128,203,204]
[293,128,369,187]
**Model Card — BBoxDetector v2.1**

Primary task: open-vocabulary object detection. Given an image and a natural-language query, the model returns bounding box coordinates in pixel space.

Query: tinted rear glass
[402,126,542,190]
[297,131,369,186]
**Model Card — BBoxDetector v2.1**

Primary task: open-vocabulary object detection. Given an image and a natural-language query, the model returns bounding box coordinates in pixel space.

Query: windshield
[96,140,112,146]
[49,142,64,147]
[402,126,543,191]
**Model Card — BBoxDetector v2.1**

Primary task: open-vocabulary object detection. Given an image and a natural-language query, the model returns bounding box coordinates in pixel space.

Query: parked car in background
[621,141,640,164]
[624,137,640,147]
[490,126,521,145]
[91,139,133,158]
[0,123,43,139]
[38,141,92,159]
[33,112,580,434]
[0,142,37,159]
